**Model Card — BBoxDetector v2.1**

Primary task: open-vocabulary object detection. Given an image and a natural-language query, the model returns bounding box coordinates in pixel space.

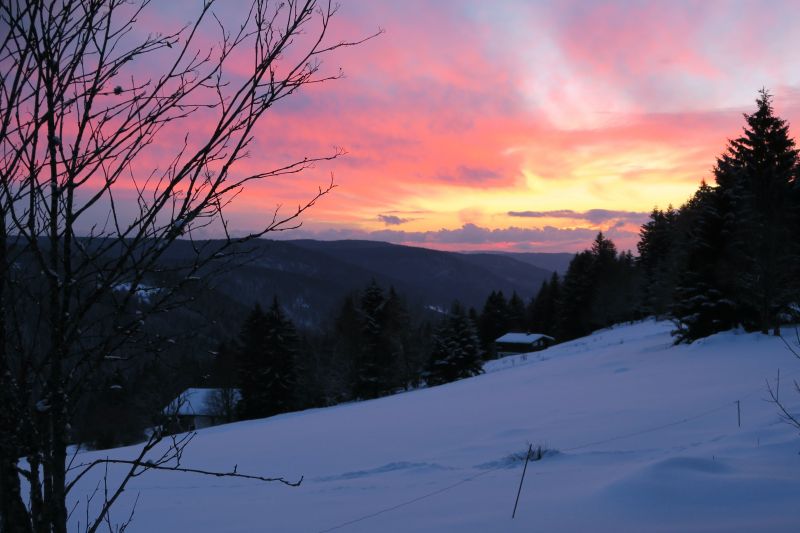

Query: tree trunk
[27,452,45,533]
[49,402,68,533]
[0,458,32,533]
[0,371,32,533]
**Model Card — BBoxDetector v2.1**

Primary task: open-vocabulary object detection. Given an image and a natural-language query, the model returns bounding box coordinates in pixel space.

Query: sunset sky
[155,0,800,252]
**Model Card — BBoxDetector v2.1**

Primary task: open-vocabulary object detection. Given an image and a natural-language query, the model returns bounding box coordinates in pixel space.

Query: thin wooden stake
[512,444,533,519]
[736,400,741,428]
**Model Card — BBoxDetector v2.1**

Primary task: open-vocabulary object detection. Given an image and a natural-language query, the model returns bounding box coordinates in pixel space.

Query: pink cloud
[64,1,800,252]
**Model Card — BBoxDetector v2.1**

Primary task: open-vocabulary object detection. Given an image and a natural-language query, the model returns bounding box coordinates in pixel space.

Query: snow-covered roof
[112,282,162,304]
[163,388,241,417]
[495,332,555,344]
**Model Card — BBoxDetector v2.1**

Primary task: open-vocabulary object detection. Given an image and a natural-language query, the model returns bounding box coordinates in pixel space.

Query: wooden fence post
[512,444,533,519]
[736,400,741,428]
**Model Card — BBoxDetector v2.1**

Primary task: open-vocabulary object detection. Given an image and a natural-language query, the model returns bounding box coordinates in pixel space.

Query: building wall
[496,340,549,355]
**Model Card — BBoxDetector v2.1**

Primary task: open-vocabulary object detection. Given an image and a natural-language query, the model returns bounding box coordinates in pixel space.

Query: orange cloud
[70,1,800,252]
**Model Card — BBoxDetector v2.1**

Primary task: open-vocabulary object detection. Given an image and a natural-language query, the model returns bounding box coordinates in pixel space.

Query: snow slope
[68,320,800,532]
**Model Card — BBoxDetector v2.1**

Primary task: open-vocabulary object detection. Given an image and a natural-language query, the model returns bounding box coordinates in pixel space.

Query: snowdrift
[67,320,800,532]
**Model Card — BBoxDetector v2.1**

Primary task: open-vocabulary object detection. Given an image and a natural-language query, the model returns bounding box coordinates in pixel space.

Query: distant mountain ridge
[463,251,573,275]
[13,237,572,329]
[199,239,564,326]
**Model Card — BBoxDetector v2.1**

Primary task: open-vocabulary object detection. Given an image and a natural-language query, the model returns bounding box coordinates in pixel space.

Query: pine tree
[449,304,483,379]
[354,280,417,399]
[556,232,629,340]
[557,251,595,340]
[262,297,300,414]
[333,294,362,390]
[467,306,480,326]
[671,183,737,342]
[592,231,617,267]
[588,232,617,328]
[671,90,799,342]
[555,232,638,340]
[426,319,456,386]
[529,272,560,336]
[506,291,527,332]
[333,282,423,399]
[714,89,798,334]
[637,206,679,316]
[544,272,561,336]
[236,299,299,419]
[210,340,238,389]
[527,281,548,332]
[426,303,483,385]
[236,304,268,419]
[478,290,509,358]
[353,280,388,399]
[382,287,416,390]
[609,250,642,324]
[590,235,640,328]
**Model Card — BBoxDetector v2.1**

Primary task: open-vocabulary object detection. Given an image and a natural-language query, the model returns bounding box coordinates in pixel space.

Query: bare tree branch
[0,1,377,531]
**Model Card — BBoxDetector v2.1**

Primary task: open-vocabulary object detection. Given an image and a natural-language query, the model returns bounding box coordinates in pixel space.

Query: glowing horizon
[128,1,800,252]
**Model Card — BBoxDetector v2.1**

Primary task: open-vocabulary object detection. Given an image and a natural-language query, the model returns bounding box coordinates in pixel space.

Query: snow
[111,282,161,304]
[495,332,554,344]
[66,320,800,532]
[164,388,241,417]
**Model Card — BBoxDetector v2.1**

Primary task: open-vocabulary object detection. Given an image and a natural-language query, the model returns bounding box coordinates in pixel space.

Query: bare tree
[770,333,800,441]
[0,1,378,531]
[206,387,240,424]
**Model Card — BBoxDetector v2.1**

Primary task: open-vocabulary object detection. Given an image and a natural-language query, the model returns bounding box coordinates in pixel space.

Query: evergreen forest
[76,90,800,448]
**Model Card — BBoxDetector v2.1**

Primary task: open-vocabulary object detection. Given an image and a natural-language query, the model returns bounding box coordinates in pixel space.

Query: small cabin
[494,332,555,356]
[162,388,240,432]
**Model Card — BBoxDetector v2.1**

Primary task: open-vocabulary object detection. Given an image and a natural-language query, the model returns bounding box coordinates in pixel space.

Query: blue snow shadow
[315,461,453,482]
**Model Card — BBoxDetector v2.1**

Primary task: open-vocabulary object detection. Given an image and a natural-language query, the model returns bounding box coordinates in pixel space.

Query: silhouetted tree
[478,291,509,358]
[716,89,799,335]
[557,251,596,340]
[330,283,424,399]
[333,294,362,388]
[210,340,239,390]
[0,1,376,530]
[507,292,527,332]
[382,287,416,390]
[354,281,391,399]
[671,183,737,342]
[237,299,299,419]
[556,233,639,340]
[638,206,679,316]
[426,303,483,385]
[528,273,560,337]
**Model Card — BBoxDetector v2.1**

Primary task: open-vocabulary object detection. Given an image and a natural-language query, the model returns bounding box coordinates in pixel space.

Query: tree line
[639,89,799,342]
[78,89,800,442]
[525,233,640,342]
[208,281,486,424]
[209,237,636,426]
[74,278,527,447]
[527,90,800,345]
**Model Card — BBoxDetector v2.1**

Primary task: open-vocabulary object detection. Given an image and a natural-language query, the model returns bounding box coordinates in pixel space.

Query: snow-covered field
[68,320,800,532]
